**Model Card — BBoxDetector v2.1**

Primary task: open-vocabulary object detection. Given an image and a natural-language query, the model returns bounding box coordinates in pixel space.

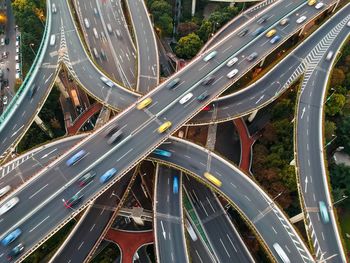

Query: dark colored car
[247,52,258,61]
[104,124,119,137]
[64,191,84,208]
[197,93,209,102]
[78,171,96,186]
[28,85,37,98]
[237,28,249,37]
[166,78,180,90]
[257,15,268,24]
[201,75,215,85]
[252,26,265,36]
[7,243,24,261]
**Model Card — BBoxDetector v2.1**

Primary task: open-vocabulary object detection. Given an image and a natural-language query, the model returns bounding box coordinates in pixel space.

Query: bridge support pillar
[290,212,304,223]
[191,0,196,16]
[290,159,295,166]
[34,116,54,138]
[56,77,69,99]
[298,25,306,37]
[259,57,265,67]
[247,109,258,122]
[331,0,339,12]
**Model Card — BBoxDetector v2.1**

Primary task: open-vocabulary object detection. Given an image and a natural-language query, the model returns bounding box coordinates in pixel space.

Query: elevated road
[154,165,188,263]
[184,176,255,262]
[295,8,349,262]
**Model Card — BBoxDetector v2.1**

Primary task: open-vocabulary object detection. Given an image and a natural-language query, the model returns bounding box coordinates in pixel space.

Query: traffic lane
[52,171,133,263]
[127,0,158,93]
[156,166,187,262]
[184,178,253,263]
[188,230,215,263]
[152,139,311,262]
[0,136,83,191]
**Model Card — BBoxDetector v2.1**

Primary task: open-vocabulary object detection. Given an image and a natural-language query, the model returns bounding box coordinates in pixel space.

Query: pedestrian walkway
[105,229,153,263]
[233,118,258,174]
[67,103,102,134]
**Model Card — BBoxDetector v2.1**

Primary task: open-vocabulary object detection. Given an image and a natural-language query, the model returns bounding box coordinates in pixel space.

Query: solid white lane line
[29,215,50,233]
[220,238,230,257]
[226,234,237,252]
[29,184,49,200]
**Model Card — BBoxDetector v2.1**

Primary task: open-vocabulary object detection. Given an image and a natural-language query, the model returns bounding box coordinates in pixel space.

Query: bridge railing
[0,0,52,131]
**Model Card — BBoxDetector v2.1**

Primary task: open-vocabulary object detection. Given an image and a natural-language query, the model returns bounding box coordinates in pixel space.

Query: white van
[93,28,99,39]
[326,51,334,61]
[15,55,19,62]
[50,34,56,46]
[15,63,20,72]
[227,69,238,79]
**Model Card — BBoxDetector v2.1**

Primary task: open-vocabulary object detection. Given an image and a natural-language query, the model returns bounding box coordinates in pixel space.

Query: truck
[70,89,80,107]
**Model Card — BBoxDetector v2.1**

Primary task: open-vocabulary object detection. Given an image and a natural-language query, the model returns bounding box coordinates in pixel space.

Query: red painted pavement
[233,118,258,174]
[105,229,153,263]
[67,103,102,134]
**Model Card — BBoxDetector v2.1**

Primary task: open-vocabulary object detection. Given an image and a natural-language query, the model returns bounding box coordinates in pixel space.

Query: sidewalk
[233,118,259,174]
[105,229,153,263]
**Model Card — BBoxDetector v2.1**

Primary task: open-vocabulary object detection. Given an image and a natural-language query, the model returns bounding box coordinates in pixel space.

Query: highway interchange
[0,0,348,262]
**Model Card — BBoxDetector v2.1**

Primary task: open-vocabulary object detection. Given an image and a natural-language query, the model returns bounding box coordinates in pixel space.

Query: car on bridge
[0,197,19,216]
[204,172,222,187]
[173,176,179,194]
[201,75,215,85]
[64,191,84,208]
[319,201,330,223]
[1,228,22,246]
[158,121,172,133]
[137,97,152,110]
[153,148,172,157]
[100,76,114,88]
[7,243,24,261]
[203,51,217,62]
[0,185,11,198]
[270,35,281,44]
[66,150,87,166]
[78,171,96,186]
[166,78,180,90]
[100,168,117,183]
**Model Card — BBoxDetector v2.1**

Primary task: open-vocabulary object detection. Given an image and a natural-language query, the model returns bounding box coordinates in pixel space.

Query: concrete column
[259,57,265,67]
[298,25,306,36]
[191,0,196,16]
[247,109,258,122]
[55,77,69,98]
[34,115,54,138]
[331,0,339,12]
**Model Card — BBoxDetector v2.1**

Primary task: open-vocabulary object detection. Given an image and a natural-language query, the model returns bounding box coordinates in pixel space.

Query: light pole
[326,88,336,103]
[325,134,337,148]
[29,43,36,56]
[333,195,348,206]
[111,191,121,202]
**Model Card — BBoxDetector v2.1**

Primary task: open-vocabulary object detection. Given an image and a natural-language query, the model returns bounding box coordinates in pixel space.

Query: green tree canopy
[175,33,203,59]
[326,93,346,116]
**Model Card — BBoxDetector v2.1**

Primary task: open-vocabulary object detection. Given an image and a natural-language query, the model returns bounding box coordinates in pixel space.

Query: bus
[273,243,291,263]
[203,172,222,187]
[66,150,86,166]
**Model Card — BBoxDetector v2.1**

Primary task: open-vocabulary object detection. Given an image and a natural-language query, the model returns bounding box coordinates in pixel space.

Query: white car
[84,18,90,29]
[347,21,350,27]
[0,185,11,198]
[179,93,193,104]
[52,3,57,13]
[203,51,217,62]
[226,57,238,67]
[0,197,19,216]
[315,2,324,9]
[100,76,114,87]
[296,16,307,24]
[3,96,8,105]
[227,69,238,79]
[0,38,4,46]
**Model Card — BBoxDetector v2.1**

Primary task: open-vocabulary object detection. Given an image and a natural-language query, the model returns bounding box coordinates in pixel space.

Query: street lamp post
[29,43,36,56]
[325,135,337,148]
[333,195,348,206]
[111,191,121,202]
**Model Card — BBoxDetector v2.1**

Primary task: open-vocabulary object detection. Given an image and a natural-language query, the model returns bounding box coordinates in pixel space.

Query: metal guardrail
[0,0,52,130]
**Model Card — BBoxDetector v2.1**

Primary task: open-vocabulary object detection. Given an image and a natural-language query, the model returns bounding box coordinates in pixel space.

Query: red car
[202,105,211,111]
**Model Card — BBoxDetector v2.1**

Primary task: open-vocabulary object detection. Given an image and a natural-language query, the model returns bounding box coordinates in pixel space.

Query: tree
[337,116,350,154]
[330,68,345,86]
[197,20,212,42]
[324,120,336,141]
[330,164,350,201]
[157,14,173,36]
[175,33,203,59]
[177,22,199,37]
[326,93,346,116]
[150,0,172,18]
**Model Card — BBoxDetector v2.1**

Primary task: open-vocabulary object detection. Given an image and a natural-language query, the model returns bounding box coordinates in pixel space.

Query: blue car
[153,149,172,157]
[253,26,265,36]
[319,201,330,224]
[173,176,179,194]
[100,168,117,183]
[66,150,86,166]
[1,229,22,246]
[270,35,281,44]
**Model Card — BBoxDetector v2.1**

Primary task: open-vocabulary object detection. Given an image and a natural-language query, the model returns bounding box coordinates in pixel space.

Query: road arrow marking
[305,176,308,193]
[160,220,166,239]
[301,107,306,119]
[10,125,24,138]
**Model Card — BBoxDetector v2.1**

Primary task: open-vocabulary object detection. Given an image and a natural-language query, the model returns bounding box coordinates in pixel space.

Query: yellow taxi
[265,29,277,38]
[157,121,172,133]
[308,0,317,6]
[204,172,222,187]
[136,97,152,110]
